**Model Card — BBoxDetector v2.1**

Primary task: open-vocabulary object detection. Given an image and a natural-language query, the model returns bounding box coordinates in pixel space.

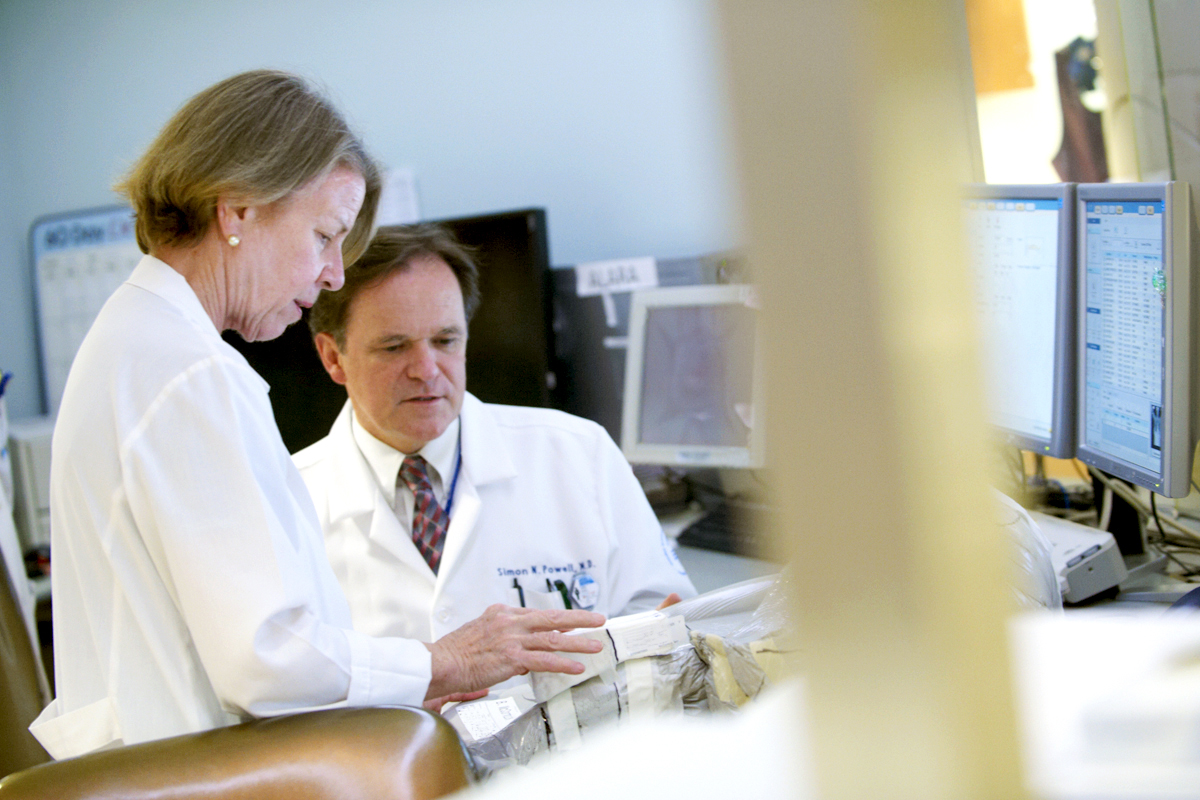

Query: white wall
[0,0,738,419]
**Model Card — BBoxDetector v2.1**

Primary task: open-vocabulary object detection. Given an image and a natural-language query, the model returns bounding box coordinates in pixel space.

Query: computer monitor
[549,253,734,443]
[1076,182,1199,498]
[431,208,554,410]
[962,183,1077,458]
[224,208,554,453]
[620,284,765,468]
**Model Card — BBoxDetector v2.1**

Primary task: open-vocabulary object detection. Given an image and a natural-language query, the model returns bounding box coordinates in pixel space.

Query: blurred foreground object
[450,677,815,800]
[1013,611,1200,799]
[0,706,469,800]
[719,0,1025,797]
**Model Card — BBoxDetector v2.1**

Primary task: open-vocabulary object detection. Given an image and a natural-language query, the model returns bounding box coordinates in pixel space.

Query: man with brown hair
[296,224,695,698]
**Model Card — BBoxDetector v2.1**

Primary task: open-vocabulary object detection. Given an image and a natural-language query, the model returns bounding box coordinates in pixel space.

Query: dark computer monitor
[962,183,1077,458]
[1076,182,1198,497]
[432,208,553,410]
[225,207,554,453]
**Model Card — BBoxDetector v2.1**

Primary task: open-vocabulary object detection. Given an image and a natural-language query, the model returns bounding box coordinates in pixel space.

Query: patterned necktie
[398,455,450,574]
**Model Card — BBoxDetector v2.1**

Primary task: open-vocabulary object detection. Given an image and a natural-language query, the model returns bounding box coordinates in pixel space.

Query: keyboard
[676,500,770,559]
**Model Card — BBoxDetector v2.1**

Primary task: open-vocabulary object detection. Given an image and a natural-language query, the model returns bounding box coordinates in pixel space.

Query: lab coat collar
[322,392,517,525]
[127,255,269,394]
[127,255,222,340]
[458,393,517,487]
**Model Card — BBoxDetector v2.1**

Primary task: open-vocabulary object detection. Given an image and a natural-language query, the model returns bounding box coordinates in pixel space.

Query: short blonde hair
[115,69,380,264]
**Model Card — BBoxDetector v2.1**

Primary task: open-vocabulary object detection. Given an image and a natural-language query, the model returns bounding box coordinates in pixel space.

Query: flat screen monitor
[962,183,1077,458]
[620,284,764,468]
[1076,182,1198,497]
[549,253,731,443]
[224,207,553,453]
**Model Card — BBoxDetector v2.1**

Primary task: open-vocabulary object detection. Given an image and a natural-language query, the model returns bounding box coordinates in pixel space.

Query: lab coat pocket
[523,585,568,610]
[29,696,123,760]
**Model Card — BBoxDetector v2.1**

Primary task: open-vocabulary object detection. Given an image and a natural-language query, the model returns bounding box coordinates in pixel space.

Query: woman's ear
[215,197,250,242]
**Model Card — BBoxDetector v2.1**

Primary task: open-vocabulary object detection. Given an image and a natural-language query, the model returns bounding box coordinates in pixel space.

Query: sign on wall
[29,206,141,413]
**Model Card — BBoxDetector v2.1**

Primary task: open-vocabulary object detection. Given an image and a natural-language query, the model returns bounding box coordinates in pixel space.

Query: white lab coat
[294,394,696,645]
[31,257,430,760]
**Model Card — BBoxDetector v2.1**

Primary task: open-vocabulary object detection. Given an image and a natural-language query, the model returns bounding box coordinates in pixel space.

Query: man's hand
[424,605,606,701]
[655,593,683,610]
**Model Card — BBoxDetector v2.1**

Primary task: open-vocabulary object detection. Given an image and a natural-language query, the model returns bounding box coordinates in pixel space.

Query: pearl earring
[228,235,240,247]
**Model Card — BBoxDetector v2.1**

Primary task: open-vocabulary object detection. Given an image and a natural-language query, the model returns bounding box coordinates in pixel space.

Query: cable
[1098,484,1113,531]
[1088,468,1200,583]
[1150,492,1166,544]
[1089,467,1200,544]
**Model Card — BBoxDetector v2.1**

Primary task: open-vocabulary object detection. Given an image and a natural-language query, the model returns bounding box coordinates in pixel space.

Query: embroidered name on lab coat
[495,558,595,578]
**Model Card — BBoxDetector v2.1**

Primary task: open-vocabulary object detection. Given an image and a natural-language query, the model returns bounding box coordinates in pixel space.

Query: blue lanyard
[443,431,463,518]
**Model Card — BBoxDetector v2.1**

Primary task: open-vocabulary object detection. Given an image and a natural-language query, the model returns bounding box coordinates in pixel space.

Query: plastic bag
[445,574,796,778]
[993,489,1063,611]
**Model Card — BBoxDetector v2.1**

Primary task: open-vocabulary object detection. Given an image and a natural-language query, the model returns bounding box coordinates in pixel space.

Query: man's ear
[314,332,348,386]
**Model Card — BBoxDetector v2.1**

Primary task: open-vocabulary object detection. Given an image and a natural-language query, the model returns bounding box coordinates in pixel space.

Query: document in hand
[529,610,689,702]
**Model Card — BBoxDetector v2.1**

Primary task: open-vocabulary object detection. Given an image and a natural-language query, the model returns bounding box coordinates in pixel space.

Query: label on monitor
[575,256,658,296]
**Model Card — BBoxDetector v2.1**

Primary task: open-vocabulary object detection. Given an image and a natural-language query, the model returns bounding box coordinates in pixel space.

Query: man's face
[316,255,467,454]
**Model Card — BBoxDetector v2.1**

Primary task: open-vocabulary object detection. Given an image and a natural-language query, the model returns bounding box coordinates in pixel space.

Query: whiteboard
[29,206,142,413]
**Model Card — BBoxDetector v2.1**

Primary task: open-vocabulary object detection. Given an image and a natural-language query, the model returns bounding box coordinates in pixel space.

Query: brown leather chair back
[0,706,470,800]
[0,544,50,777]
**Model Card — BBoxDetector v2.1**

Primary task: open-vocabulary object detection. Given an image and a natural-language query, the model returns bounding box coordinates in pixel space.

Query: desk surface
[674,544,779,595]
[659,506,780,594]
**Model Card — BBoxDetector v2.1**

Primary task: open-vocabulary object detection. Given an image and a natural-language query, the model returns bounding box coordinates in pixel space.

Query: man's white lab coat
[294,394,696,645]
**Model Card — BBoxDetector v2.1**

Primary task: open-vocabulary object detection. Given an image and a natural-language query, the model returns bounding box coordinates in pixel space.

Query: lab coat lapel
[326,403,438,580]
[434,394,516,581]
[437,481,479,581]
[366,492,435,579]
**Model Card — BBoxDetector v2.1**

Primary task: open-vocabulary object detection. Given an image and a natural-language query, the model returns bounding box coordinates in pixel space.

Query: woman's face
[226,165,366,342]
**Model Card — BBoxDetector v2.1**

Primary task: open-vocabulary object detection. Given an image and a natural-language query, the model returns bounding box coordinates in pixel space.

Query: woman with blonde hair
[29,70,433,759]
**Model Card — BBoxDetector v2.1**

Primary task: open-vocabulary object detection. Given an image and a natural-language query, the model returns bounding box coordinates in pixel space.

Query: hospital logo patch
[570,571,599,611]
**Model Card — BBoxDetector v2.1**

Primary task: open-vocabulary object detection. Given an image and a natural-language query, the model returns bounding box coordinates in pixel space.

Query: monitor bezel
[1075,181,1196,497]
[619,284,766,468]
[963,182,1077,458]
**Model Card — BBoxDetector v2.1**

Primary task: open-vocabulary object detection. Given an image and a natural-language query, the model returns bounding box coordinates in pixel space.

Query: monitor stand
[1093,473,1145,557]
[1091,474,1197,604]
[1118,555,1193,603]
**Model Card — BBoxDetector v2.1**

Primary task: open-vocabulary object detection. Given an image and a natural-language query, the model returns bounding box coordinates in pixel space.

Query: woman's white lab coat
[31,257,431,760]
[294,394,696,644]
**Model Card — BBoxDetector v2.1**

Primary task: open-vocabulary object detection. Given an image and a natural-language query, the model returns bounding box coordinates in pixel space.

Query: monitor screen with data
[620,284,764,468]
[1077,182,1197,497]
[962,183,1076,458]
